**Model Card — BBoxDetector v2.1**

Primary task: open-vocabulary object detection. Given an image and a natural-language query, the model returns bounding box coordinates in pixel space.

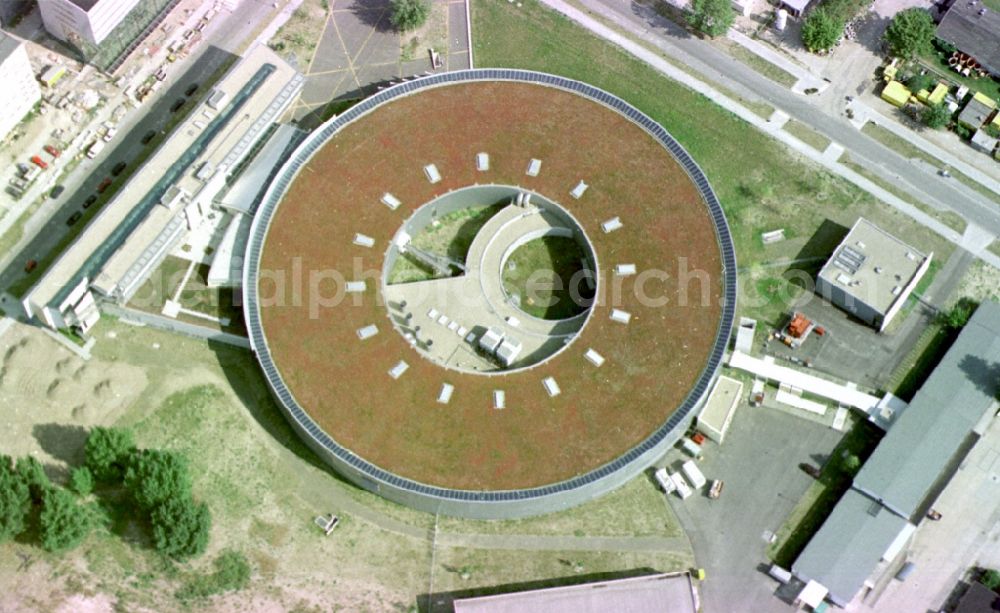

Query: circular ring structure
[244,69,737,519]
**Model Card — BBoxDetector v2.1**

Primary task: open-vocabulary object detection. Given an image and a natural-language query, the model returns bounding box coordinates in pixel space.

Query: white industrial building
[38,0,142,46]
[22,43,303,332]
[0,32,42,142]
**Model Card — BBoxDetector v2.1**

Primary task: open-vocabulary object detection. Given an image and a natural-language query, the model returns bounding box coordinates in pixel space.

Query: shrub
[85,427,135,482]
[801,9,843,53]
[981,568,1000,591]
[151,496,210,560]
[939,298,977,329]
[389,0,430,31]
[124,449,192,511]
[884,8,935,59]
[70,467,94,496]
[39,488,91,552]
[175,550,251,601]
[905,73,935,93]
[0,457,30,543]
[922,103,951,130]
[687,0,735,38]
[16,457,51,502]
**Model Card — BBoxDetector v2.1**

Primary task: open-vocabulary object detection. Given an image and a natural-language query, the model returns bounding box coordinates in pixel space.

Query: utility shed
[791,490,911,608]
[958,92,997,129]
[697,376,743,443]
[815,218,931,332]
[853,301,1000,519]
[971,128,999,154]
[937,0,1000,77]
[452,572,699,613]
[881,81,911,108]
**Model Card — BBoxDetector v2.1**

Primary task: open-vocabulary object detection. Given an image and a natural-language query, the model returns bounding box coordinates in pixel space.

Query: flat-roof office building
[0,32,42,142]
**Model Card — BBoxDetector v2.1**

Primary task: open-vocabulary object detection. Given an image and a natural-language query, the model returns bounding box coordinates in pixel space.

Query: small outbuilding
[971,128,999,154]
[880,81,911,108]
[697,376,743,444]
[957,92,997,129]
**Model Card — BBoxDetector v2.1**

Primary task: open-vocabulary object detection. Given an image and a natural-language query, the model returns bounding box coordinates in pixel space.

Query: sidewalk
[727,29,827,94]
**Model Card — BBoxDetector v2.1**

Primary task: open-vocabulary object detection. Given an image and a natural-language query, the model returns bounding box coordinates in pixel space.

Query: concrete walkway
[727,29,827,94]
[436,532,690,552]
[103,304,251,349]
[539,0,1000,271]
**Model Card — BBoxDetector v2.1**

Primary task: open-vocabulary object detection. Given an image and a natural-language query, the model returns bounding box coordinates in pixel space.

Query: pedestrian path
[727,29,827,94]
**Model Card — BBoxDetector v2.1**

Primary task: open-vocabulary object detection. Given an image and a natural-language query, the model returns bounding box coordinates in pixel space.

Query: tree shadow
[958,354,1000,400]
[31,423,89,468]
[350,5,394,32]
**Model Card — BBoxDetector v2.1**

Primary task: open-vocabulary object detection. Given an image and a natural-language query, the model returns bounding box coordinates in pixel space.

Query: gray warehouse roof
[817,218,929,316]
[792,489,909,607]
[853,300,1000,518]
[937,1,1000,77]
[452,573,699,613]
[0,31,22,64]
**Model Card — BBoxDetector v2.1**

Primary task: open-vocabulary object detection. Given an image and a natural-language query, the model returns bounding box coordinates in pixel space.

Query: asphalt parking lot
[658,401,845,612]
[293,0,472,121]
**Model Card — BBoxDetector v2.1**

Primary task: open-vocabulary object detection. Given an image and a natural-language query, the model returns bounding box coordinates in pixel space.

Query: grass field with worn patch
[501,236,591,320]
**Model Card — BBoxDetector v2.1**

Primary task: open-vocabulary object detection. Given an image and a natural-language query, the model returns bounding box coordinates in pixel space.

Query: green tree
[16,457,51,502]
[70,467,94,496]
[922,103,951,130]
[389,0,430,31]
[124,449,192,511]
[884,8,935,59]
[940,299,977,329]
[0,457,30,543]
[981,568,1000,590]
[39,488,91,552]
[843,454,861,474]
[85,426,135,482]
[905,73,935,93]
[151,497,211,559]
[801,9,843,53]
[687,0,734,37]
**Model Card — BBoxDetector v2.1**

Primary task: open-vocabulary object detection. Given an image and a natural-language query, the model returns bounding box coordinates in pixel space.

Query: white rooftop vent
[610,309,632,324]
[356,324,378,340]
[438,383,454,404]
[388,361,409,379]
[526,158,542,176]
[345,281,365,293]
[615,264,637,276]
[906,251,917,261]
[542,377,561,397]
[601,217,623,233]
[585,348,605,366]
[476,152,489,171]
[381,193,401,210]
[424,164,441,183]
[856,241,866,249]
[427,308,440,319]
[891,285,902,296]
[496,338,523,366]
[570,181,588,199]
[836,273,852,285]
[479,327,505,353]
[493,390,506,409]
[353,233,375,247]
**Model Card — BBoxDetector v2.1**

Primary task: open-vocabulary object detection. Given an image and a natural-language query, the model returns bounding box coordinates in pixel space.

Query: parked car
[30,155,48,170]
[43,144,61,158]
[169,98,185,113]
[111,161,127,176]
[66,211,82,226]
[50,185,65,198]
[141,130,156,144]
[24,259,37,273]
[185,83,199,96]
[15,162,29,175]
[97,177,112,193]
[83,194,97,208]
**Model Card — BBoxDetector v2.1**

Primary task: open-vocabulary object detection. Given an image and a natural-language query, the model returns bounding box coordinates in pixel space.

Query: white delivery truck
[670,472,692,499]
[654,468,676,494]
[86,140,105,159]
[682,460,707,490]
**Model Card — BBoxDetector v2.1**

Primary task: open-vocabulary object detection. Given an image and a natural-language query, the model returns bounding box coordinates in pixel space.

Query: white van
[682,460,707,489]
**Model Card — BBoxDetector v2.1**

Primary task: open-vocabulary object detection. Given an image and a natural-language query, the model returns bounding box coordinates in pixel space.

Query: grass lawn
[501,236,592,319]
[401,1,449,61]
[992,240,1000,258]
[784,120,832,152]
[268,0,329,67]
[861,123,1000,206]
[472,0,954,329]
[389,204,504,283]
[767,418,883,568]
[839,153,967,233]
[717,39,798,88]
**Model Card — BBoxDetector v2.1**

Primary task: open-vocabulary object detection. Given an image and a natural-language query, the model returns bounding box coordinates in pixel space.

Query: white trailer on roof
[670,472,692,499]
[682,460,707,490]
[654,468,675,494]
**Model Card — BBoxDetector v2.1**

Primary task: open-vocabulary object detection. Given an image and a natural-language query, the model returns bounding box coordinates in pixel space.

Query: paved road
[0,45,237,293]
[583,0,1000,237]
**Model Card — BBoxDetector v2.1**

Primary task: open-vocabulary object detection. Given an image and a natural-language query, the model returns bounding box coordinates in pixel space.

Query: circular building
[244,70,736,519]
